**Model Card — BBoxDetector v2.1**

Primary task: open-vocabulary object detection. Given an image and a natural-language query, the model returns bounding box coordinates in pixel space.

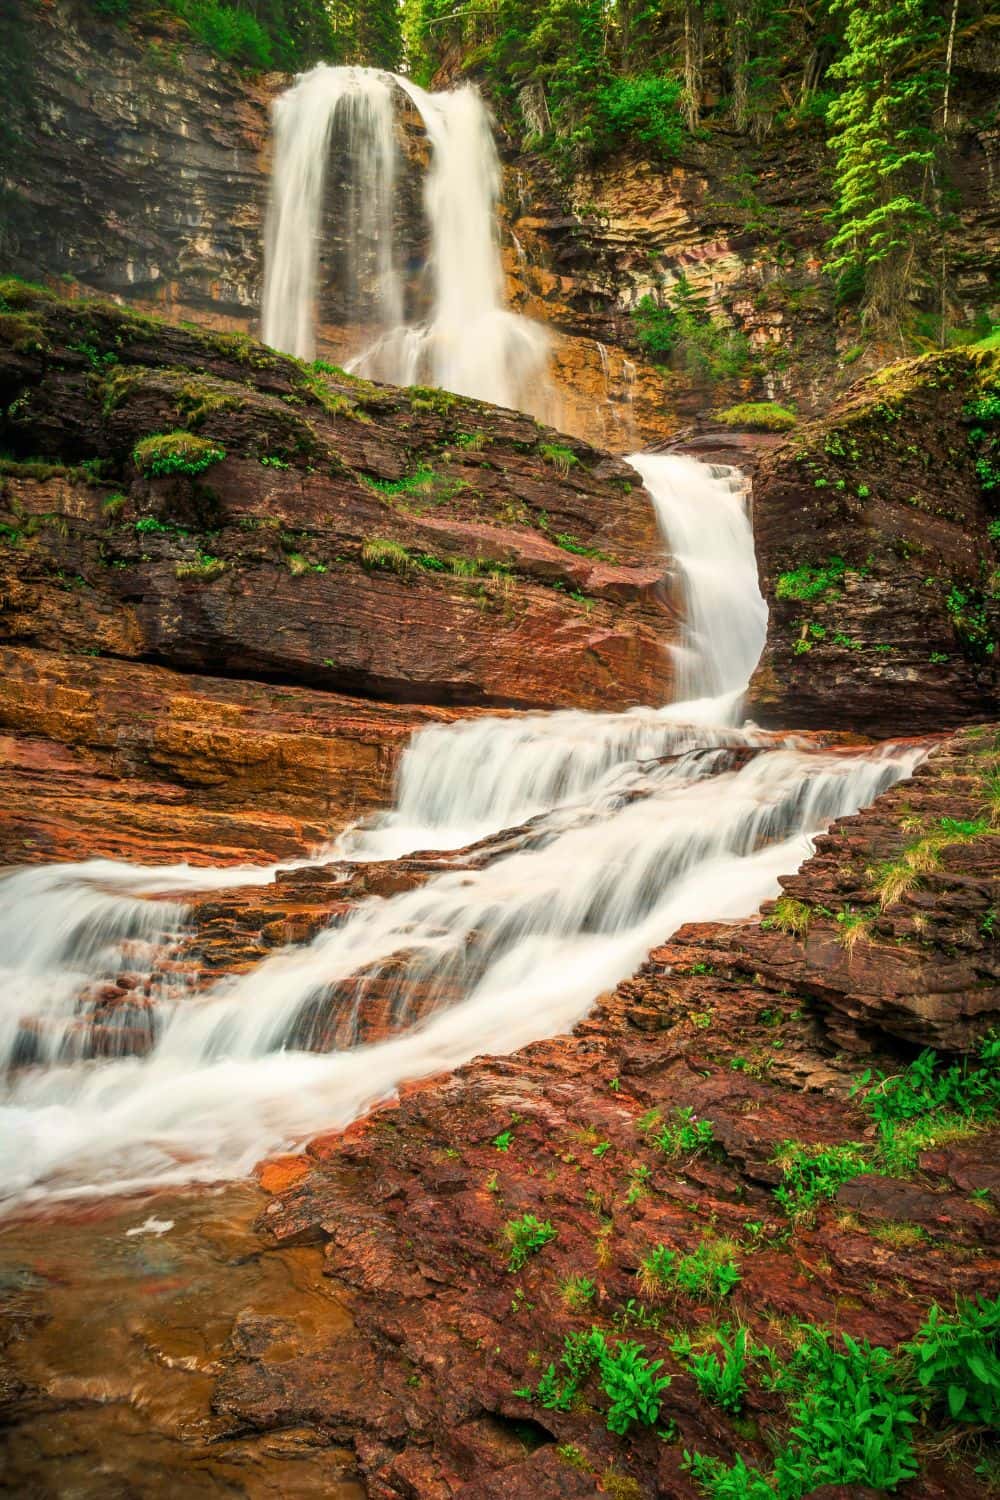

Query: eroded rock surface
[211,727,1000,1499]
[747,347,1000,736]
[0,286,677,721]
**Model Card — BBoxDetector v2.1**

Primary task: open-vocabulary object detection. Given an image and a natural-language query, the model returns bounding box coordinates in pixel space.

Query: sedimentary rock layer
[0,285,678,723]
[748,346,1000,736]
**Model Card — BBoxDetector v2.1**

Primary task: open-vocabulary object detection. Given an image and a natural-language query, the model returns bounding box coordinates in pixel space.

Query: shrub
[713,402,798,432]
[504,1213,556,1272]
[593,75,684,161]
[133,431,226,478]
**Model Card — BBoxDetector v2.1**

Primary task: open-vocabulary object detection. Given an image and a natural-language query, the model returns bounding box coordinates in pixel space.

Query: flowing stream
[0,454,923,1210]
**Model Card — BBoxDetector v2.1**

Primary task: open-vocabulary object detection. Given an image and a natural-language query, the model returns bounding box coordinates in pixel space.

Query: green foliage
[774,1328,918,1492]
[360,538,413,576]
[593,75,684,161]
[518,1327,669,1435]
[825,0,946,321]
[538,443,579,475]
[902,1297,1000,1426]
[504,1213,557,1271]
[493,1129,514,1151]
[132,431,226,478]
[687,1306,1000,1499]
[772,1141,869,1214]
[640,1237,741,1300]
[760,897,812,937]
[653,1106,715,1157]
[713,402,798,432]
[175,551,226,579]
[775,556,847,602]
[82,0,400,72]
[632,278,750,383]
[688,1328,749,1413]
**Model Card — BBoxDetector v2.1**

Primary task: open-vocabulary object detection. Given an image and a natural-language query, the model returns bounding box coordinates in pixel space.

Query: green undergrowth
[713,402,798,432]
[515,1326,670,1436]
[771,1034,1000,1215]
[684,1302,1000,1498]
[132,431,226,478]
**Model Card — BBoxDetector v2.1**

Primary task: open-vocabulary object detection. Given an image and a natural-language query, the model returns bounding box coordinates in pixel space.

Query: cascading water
[261,65,551,415]
[0,454,925,1209]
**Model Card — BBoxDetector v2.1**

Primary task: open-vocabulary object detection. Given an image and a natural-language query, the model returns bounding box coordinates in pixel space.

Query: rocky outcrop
[0,284,678,722]
[747,345,1000,737]
[1,0,270,325]
[201,726,999,1500]
[0,645,475,865]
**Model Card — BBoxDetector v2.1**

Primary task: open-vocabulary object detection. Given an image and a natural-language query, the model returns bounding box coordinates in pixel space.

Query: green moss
[175,553,227,580]
[133,432,227,478]
[714,401,798,432]
[175,380,246,428]
[0,312,50,354]
[409,385,459,416]
[0,278,58,310]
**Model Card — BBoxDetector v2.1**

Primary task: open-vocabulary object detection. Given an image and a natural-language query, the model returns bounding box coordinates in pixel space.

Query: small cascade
[261,65,551,415]
[0,456,924,1208]
[594,341,637,448]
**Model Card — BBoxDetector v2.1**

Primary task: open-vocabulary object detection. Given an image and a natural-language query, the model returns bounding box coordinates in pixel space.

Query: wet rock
[747,348,1000,736]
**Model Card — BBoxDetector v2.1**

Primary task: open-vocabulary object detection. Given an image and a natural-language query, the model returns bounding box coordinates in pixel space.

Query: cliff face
[0,284,677,860]
[10,1,997,458]
[747,344,1000,736]
[1,0,271,326]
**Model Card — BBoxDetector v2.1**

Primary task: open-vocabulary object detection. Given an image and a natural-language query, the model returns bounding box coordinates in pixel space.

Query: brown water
[0,1185,365,1498]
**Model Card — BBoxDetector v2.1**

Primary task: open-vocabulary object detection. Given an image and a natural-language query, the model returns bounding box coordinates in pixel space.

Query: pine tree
[825,0,946,323]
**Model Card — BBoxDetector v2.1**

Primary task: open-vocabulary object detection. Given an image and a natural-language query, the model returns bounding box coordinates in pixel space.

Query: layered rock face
[748,345,1000,736]
[0,284,678,860]
[202,727,998,1500]
[0,285,674,703]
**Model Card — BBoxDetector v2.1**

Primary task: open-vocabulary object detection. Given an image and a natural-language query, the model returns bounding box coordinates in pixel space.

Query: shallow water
[0,1187,363,1498]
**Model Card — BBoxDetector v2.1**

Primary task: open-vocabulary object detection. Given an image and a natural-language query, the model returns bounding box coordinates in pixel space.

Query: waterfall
[261,65,551,414]
[0,456,924,1209]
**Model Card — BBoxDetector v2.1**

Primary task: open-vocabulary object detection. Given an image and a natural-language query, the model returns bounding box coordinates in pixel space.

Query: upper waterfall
[260,64,551,414]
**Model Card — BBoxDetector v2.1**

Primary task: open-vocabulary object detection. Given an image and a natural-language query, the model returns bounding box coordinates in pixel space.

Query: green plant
[775,556,847,602]
[518,1327,669,1435]
[539,443,578,476]
[688,1327,749,1413]
[761,896,812,937]
[653,1106,715,1157]
[504,1214,557,1272]
[133,431,226,478]
[559,1275,597,1310]
[593,74,683,160]
[361,537,412,576]
[175,552,226,580]
[639,1238,741,1300]
[493,1129,514,1151]
[902,1297,1000,1425]
[772,1141,869,1214]
[713,402,797,432]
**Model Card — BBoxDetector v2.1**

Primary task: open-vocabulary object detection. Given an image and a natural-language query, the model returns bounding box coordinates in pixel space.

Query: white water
[261,65,551,414]
[0,455,924,1208]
